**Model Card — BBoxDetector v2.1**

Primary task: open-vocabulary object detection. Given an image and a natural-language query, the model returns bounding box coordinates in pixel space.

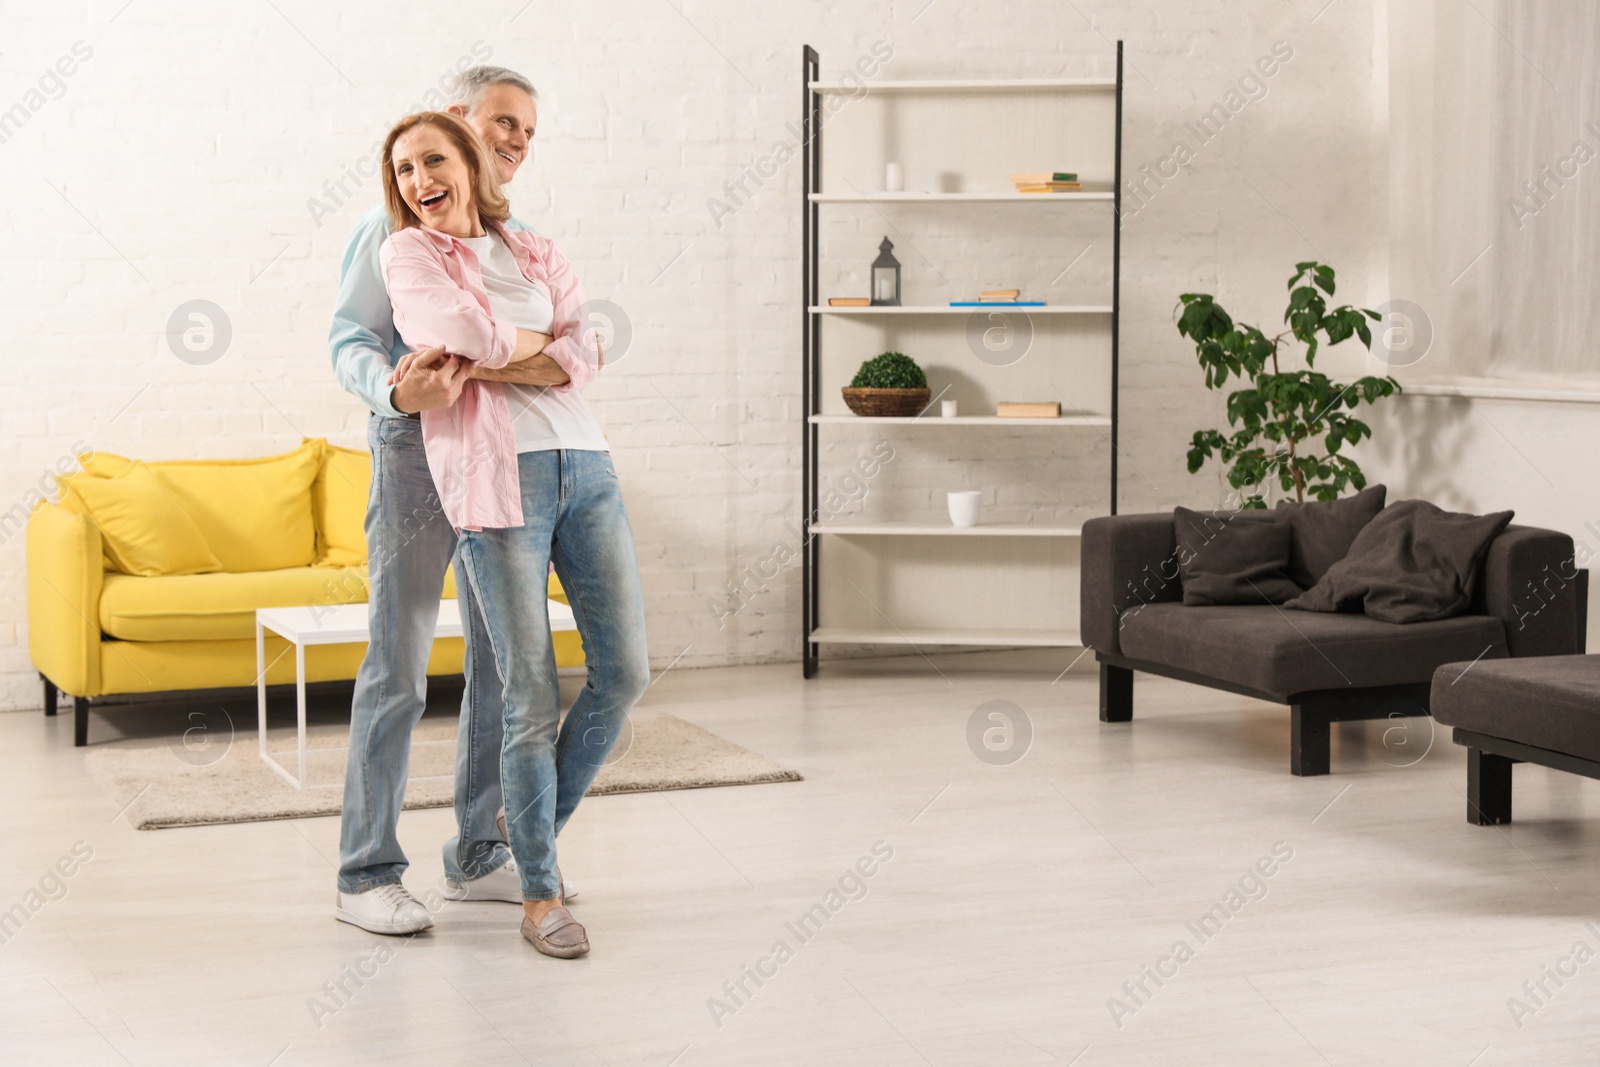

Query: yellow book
[996,401,1061,418]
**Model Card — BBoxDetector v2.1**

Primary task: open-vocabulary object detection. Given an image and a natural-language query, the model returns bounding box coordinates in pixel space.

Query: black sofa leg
[1467,748,1513,825]
[43,676,57,717]
[1099,663,1133,723]
[74,698,89,747]
[1291,702,1331,776]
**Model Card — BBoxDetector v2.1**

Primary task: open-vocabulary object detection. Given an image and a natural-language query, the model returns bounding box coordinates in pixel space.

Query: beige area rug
[85,711,802,830]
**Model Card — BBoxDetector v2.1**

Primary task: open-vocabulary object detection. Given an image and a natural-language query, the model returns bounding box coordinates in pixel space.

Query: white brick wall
[0,0,1387,709]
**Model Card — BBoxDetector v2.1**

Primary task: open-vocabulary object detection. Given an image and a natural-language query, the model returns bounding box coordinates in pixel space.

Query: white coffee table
[256,598,578,789]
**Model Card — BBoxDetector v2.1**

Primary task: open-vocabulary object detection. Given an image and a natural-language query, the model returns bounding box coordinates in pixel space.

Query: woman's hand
[389,345,468,413]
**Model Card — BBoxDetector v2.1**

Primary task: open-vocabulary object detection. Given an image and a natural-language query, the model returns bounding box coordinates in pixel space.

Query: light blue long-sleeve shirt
[329,205,533,417]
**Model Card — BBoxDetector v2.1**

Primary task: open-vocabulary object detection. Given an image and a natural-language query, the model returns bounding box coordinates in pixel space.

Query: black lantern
[870,237,901,306]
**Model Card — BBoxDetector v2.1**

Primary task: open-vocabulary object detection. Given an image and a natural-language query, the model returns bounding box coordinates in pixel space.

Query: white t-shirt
[459,232,608,454]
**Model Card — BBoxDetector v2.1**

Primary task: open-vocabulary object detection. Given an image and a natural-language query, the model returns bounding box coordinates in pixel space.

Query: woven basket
[841,387,931,418]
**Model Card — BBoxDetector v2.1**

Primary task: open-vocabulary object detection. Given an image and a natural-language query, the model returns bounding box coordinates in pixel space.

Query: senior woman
[377,110,649,958]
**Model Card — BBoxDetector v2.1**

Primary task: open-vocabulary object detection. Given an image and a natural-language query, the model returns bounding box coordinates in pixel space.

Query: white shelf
[810,414,1109,427]
[812,305,1112,315]
[809,626,1082,647]
[811,192,1113,203]
[808,78,1116,94]
[811,522,1083,538]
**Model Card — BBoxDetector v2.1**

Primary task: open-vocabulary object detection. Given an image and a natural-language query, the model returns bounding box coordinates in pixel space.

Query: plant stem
[1269,333,1304,502]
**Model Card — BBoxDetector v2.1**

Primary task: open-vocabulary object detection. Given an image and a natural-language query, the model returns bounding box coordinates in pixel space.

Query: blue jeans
[457,449,650,900]
[337,416,510,894]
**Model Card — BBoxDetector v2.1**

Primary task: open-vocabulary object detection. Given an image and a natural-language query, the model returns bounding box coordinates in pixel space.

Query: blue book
[948,301,1045,307]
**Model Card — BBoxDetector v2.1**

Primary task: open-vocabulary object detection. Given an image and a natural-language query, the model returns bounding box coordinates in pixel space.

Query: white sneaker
[334,883,434,936]
[444,856,580,904]
[444,856,523,903]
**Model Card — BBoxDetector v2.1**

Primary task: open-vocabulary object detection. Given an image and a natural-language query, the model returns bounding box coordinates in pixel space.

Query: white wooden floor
[5,650,1600,1066]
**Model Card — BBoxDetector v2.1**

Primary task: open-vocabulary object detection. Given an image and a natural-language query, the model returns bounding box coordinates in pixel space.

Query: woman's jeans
[337,416,510,894]
[457,448,650,900]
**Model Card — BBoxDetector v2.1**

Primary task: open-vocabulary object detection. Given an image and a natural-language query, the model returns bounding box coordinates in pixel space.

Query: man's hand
[389,345,467,413]
[470,353,572,386]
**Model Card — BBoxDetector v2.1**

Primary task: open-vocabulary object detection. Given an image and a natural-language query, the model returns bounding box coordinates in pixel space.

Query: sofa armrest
[27,502,104,698]
[1080,513,1182,657]
[1477,524,1581,658]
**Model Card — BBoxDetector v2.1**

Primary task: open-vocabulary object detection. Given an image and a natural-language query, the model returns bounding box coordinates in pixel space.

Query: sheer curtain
[1388,0,1600,383]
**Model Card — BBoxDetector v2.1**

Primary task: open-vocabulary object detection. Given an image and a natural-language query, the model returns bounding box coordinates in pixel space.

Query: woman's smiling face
[391,123,482,237]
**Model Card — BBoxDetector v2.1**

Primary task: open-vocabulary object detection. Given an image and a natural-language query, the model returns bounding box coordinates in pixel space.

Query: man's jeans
[337,416,510,894]
[457,448,650,901]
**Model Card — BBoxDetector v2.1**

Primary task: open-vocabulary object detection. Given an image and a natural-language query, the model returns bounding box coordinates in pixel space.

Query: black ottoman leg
[1467,748,1513,825]
[43,676,57,717]
[1291,701,1332,776]
[1099,663,1133,723]
[74,698,89,747]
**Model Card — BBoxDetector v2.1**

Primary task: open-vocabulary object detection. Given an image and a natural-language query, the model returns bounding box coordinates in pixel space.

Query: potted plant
[842,351,930,417]
[1177,261,1401,507]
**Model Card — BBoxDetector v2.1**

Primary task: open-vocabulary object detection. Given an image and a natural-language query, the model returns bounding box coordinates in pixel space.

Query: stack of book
[1011,171,1081,193]
[949,288,1043,308]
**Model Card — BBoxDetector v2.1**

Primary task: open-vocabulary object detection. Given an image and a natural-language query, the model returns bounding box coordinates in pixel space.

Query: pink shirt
[380,221,599,530]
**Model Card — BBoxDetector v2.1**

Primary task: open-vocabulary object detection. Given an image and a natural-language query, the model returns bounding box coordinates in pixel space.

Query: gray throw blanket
[1286,500,1513,623]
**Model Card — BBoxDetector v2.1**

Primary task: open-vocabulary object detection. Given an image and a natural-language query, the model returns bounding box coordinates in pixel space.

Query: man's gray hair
[452,66,539,110]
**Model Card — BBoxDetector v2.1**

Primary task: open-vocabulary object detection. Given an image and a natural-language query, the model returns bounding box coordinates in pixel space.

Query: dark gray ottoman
[1432,654,1600,825]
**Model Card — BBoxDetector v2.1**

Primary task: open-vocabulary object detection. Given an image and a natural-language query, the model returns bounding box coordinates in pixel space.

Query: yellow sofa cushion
[95,567,563,645]
[84,442,323,573]
[60,464,222,577]
[99,566,373,642]
[307,438,371,567]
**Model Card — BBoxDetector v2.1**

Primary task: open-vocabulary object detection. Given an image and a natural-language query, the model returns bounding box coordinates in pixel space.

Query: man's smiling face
[457,83,537,185]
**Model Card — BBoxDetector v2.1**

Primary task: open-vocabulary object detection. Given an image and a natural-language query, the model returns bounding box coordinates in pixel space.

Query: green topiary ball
[850,351,927,389]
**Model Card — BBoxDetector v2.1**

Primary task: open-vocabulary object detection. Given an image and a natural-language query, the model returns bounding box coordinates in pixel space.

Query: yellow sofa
[28,438,582,745]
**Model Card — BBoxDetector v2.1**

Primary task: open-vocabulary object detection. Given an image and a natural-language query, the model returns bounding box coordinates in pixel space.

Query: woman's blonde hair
[380,111,510,232]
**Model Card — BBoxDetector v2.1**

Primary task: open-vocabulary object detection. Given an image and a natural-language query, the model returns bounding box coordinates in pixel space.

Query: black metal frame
[1452,727,1600,827]
[800,44,1123,677]
[802,45,821,678]
[1110,40,1122,516]
[40,672,466,747]
[1445,573,1593,824]
[1096,652,1432,776]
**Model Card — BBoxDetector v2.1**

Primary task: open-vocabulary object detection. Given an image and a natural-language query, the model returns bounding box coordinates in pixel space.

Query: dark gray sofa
[1081,512,1586,775]
[1433,653,1599,825]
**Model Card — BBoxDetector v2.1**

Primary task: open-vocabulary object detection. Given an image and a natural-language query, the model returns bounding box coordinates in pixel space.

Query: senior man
[329,65,574,935]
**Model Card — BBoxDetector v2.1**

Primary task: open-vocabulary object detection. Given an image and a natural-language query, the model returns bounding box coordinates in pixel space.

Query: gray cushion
[1120,602,1507,697]
[1432,654,1600,763]
[1287,500,1514,623]
[1273,484,1387,588]
[1173,506,1301,606]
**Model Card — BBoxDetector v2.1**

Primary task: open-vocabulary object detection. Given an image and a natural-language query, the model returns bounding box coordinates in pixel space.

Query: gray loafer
[522,906,589,958]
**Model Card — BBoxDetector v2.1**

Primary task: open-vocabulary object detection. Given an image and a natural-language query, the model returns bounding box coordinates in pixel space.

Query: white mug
[885,162,904,193]
[941,399,957,418]
[947,491,982,527]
